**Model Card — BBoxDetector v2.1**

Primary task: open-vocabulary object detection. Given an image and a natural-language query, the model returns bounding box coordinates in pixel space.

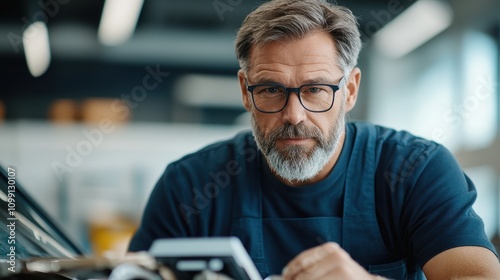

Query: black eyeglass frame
[246,76,347,114]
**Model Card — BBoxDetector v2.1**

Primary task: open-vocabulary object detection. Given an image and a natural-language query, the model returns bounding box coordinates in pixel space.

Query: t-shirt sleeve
[401,144,497,267]
[128,163,190,251]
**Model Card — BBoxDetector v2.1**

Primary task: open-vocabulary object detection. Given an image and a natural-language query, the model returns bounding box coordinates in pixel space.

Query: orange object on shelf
[88,214,137,257]
[0,100,5,121]
[49,99,79,123]
[80,98,130,124]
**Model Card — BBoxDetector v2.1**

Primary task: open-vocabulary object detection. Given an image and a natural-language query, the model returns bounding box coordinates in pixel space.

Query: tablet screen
[149,237,262,280]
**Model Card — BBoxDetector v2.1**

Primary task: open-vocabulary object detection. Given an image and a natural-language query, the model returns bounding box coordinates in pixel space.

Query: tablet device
[149,237,262,280]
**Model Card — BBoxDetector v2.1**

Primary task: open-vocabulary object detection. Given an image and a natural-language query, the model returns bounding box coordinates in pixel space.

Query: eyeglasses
[246,76,346,113]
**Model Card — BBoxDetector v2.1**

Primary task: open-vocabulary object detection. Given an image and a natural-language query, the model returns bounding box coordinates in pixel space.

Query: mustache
[267,123,324,144]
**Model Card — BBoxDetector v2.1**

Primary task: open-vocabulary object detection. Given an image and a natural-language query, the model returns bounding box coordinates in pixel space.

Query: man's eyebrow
[251,78,283,84]
[302,77,335,84]
[249,77,338,85]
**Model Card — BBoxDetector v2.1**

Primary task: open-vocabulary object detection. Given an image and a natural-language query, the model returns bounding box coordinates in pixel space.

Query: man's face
[238,30,359,185]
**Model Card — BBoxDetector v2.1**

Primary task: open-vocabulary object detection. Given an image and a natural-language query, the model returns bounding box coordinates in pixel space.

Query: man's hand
[193,270,233,280]
[282,242,383,280]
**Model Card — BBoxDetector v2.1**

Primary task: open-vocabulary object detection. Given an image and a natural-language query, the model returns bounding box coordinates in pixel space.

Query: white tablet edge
[149,237,262,280]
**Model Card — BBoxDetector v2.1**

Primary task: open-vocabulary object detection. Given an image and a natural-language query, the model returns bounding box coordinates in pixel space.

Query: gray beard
[251,101,346,183]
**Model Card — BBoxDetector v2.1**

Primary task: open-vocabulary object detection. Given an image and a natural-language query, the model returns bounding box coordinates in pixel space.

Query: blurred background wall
[0,0,499,256]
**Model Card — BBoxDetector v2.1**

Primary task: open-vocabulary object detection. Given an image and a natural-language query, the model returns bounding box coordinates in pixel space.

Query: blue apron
[230,125,424,279]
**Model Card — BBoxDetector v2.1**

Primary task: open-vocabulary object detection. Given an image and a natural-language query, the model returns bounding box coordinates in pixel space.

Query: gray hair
[235,0,362,77]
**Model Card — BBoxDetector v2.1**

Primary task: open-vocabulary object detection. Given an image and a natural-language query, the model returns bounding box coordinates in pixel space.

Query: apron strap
[341,123,388,266]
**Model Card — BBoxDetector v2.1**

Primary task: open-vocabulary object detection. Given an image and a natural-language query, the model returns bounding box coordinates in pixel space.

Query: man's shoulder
[170,130,258,169]
[348,121,439,151]
[348,121,446,182]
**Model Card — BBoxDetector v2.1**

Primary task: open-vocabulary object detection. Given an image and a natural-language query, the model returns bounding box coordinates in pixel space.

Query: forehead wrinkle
[251,62,335,77]
[252,59,335,68]
[249,68,287,83]
[251,51,337,69]
[252,67,338,85]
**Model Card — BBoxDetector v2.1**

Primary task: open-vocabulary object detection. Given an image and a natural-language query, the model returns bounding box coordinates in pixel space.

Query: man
[129,0,500,279]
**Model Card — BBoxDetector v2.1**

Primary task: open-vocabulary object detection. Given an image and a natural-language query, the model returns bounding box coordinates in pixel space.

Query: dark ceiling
[0,0,415,122]
[0,0,413,31]
[0,0,415,65]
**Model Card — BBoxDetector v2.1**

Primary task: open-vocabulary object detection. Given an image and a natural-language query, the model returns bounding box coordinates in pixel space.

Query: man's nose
[281,92,307,125]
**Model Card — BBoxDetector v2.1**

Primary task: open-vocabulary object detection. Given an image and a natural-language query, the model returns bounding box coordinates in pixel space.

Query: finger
[193,270,234,280]
[293,254,340,280]
[283,242,341,278]
[297,252,374,280]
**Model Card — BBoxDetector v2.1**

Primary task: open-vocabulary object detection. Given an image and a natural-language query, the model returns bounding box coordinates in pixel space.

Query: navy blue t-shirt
[129,122,497,277]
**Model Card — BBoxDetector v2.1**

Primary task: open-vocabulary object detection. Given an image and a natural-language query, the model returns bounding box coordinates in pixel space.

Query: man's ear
[344,67,361,113]
[238,70,252,112]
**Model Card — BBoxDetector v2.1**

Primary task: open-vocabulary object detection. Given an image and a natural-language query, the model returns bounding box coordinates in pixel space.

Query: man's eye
[305,87,323,93]
[266,87,280,93]
[256,87,283,95]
